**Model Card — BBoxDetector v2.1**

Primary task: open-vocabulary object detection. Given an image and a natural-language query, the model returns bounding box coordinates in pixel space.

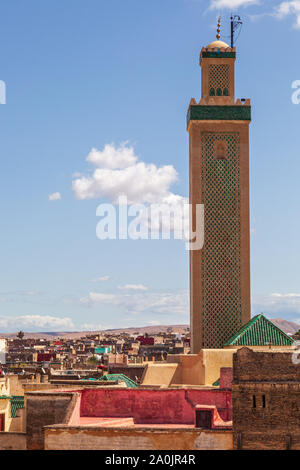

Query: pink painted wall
[80,388,232,424]
[67,393,81,426]
[220,368,233,390]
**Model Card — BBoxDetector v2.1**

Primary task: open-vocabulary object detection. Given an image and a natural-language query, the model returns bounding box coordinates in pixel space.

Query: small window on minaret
[216,88,222,96]
[223,87,229,96]
[216,141,226,160]
[209,88,215,96]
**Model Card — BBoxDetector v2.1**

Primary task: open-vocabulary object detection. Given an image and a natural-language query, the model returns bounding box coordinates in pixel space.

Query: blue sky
[0,0,300,332]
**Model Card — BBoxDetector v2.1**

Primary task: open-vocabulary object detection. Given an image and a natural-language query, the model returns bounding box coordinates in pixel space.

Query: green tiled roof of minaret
[224,314,295,347]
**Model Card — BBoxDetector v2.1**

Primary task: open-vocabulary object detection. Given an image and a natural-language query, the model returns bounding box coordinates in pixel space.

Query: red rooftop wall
[137,336,155,345]
[37,353,56,362]
[80,388,232,424]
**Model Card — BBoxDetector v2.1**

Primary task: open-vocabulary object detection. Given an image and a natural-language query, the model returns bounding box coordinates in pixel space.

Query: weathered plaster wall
[220,368,233,389]
[26,392,75,450]
[67,393,81,426]
[80,388,232,423]
[44,426,233,450]
[0,432,26,450]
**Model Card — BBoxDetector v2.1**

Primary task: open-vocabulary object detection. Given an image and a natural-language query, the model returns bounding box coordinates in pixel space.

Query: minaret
[187,26,251,352]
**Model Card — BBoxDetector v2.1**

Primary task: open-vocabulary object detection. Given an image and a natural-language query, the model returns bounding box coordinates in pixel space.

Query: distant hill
[269,318,300,335]
[0,324,190,340]
[1,318,298,339]
[0,325,189,339]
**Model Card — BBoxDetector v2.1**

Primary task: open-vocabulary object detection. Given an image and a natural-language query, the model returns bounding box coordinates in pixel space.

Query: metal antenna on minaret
[216,16,221,40]
[230,15,243,48]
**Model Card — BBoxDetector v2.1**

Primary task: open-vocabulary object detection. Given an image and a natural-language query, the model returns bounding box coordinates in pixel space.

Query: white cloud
[129,194,190,238]
[80,293,117,305]
[72,142,179,205]
[270,293,300,298]
[252,293,300,317]
[80,290,189,317]
[49,192,61,201]
[80,323,107,331]
[0,315,74,331]
[91,276,110,282]
[25,290,37,296]
[275,1,300,28]
[0,290,40,304]
[118,284,148,291]
[210,0,259,9]
[73,142,190,238]
[86,143,138,169]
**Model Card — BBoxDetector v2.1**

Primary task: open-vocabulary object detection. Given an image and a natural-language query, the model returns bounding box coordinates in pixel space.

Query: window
[209,88,215,96]
[195,410,212,429]
[262,395,266,408]
[252,395,256,409]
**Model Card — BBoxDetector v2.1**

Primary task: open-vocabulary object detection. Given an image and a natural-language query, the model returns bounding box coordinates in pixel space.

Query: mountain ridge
[0,318,298,339]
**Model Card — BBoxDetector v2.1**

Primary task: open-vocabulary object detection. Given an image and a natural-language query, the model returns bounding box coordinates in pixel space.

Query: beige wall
[200,349,235,385]
[8,375,25,396]
[0,377,10,396]
[142,350,236,387]
[0,376,26,432]
[44,426,232,450]
[0,398,11,432]
[173,355,205,386]
[146,347,288,388]
[141,363,180,387]
[0,432,26,450]
[9,408,25,433]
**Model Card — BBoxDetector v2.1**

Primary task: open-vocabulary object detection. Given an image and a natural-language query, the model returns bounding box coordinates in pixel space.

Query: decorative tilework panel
[201,132,242,348]
[209,65,230,94]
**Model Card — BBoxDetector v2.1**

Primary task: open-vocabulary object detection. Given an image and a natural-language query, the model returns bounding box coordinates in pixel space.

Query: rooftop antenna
[230,15,243,48]
[216,16,221,40]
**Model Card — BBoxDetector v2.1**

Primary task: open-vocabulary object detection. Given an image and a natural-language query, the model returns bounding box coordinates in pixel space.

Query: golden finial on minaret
[216,16,221,40]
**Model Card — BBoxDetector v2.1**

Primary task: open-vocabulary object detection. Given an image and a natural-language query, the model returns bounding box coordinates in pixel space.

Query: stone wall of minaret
[187,40,251,352]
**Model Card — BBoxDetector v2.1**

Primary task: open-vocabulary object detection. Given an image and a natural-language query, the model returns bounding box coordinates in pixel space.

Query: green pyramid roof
[224,314,295,347]
[98,374,138,388]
